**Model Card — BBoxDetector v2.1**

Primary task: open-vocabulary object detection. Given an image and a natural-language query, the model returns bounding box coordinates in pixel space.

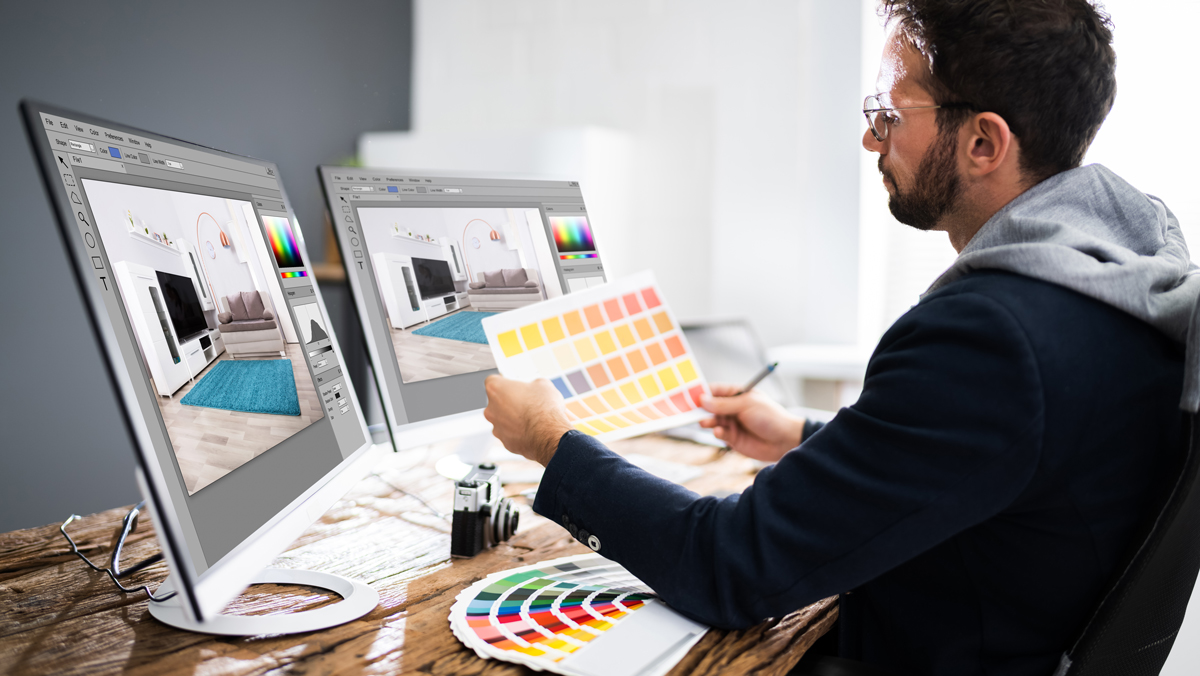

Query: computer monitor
[23,101,380,635]
[317,167,608,449]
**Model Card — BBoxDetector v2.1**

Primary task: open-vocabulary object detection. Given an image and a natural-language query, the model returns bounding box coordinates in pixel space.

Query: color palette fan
[449,553,707,676]
[482,271,712,441]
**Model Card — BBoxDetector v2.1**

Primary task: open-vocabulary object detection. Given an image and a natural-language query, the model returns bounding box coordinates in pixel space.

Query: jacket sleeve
[532,291,1045,629]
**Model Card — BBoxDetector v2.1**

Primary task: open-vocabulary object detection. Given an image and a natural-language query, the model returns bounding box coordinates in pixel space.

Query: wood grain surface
[0,435,835,675]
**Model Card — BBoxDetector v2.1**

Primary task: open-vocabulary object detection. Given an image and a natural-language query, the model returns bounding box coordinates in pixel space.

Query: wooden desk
[0,435,836,675]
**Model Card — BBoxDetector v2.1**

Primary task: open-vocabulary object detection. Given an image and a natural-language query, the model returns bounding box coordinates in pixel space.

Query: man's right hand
[699,384,806,463]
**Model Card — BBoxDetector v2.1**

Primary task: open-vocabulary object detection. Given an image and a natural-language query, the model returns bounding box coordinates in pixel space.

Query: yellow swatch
[574,337,599,362]
[554,343,580,370]
[658,366,680,390]
[604,415,631,429]
[583,394,609,413]
[589,418,616,433]
[677,359,698,382]
[573,422,599,436]
[520,323,545,350]
[594,330,617,355]
[620,382,644,403]
[613,324,636,348]
[639,374,661,398]
[542,316,566,343]
[652,311,673,333]
[497,330,522,357]
[601,389,624,410]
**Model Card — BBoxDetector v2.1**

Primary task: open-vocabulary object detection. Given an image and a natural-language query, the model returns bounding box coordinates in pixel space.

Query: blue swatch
[551,377,572,399]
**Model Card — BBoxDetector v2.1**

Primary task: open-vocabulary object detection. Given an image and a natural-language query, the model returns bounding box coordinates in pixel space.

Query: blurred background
[1,0,1196,669]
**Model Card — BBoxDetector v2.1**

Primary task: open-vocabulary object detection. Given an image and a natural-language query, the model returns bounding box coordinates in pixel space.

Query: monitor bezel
[22,100,379,623]
[316,165,510,450]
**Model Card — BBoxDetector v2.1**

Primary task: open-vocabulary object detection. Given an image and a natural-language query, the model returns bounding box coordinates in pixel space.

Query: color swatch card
[449,553,707,676]
[482,271,712,442]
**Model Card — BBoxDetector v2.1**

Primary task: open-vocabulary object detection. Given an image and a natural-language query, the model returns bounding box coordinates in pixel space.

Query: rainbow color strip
[560,253,598,260]
[460,557,652,663]
[280,271,308,278]
[550,216,596,254]
[262,215,304,269]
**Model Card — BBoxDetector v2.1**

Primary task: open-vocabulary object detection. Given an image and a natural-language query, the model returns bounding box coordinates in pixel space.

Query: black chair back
[1056,413,1200,675]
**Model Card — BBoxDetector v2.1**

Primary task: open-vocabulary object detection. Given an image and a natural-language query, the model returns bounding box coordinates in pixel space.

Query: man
[483,1,1200,674]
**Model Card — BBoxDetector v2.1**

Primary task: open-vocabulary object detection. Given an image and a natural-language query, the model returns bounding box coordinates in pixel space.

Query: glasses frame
[863,94,973,142]
[59,500,177,602]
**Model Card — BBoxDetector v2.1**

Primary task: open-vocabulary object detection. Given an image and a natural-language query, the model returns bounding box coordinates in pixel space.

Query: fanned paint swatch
[449,553,707,676]
[482,271,712,442]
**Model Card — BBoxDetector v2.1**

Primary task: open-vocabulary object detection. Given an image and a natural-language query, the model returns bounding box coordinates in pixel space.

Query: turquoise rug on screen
[180,359,300,416]
[413,311,498,344]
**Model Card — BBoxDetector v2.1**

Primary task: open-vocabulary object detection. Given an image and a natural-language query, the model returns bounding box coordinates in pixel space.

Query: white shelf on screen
[128,229,181,254]
[391,230,441,246]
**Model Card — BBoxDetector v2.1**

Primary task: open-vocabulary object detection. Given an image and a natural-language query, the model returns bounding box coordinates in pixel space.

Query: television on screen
[412,257,455,299]
[155,270,208,340]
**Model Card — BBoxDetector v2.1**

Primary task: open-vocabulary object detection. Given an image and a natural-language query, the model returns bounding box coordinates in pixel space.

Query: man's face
[864,31,963,231]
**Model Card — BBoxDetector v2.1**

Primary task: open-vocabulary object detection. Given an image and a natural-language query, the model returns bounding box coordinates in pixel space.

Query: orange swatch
[626,349,650,373]
[586,363,611,387]
[563,310,586,336]
[583,304,605,329]
[664,334,686,358]
[606,356,630,380]
[645,342,667,366]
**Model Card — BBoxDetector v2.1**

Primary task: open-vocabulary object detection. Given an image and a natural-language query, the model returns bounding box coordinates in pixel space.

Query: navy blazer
[532,270,1185,676]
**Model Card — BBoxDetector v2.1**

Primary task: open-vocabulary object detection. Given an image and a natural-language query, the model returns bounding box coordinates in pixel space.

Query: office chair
[1055,412,1200,675]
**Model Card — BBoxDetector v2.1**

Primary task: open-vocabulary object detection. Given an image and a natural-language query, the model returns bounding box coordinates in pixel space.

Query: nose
[863,127,885,154]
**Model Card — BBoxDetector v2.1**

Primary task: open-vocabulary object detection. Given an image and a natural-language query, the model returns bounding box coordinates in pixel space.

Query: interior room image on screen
[82,179,323,495]
[358,206,574,384]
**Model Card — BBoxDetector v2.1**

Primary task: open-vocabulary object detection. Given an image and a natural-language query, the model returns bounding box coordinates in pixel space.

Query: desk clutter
[450,553,707,676]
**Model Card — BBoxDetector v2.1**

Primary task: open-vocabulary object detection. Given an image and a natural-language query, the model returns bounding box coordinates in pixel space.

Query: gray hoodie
[924,164,1200,411]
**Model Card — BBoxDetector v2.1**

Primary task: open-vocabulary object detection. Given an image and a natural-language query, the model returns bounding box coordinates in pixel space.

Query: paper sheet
[482,271,712,442]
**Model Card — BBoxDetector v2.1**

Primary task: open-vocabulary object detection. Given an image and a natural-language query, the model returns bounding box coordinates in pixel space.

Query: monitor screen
[156,270,208,341]
[412,257,455,299]
[319,168,607,440]
[24,103,371,617]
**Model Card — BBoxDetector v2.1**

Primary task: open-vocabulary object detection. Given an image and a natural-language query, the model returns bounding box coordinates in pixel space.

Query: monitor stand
[148,568,378,635]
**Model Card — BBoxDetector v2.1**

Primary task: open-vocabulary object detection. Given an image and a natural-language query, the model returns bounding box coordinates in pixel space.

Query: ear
[961,112,1015,177]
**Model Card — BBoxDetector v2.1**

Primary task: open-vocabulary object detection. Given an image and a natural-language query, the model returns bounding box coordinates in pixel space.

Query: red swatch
[641,287,661,309]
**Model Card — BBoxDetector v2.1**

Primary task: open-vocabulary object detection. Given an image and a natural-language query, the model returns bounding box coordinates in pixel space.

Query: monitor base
[148,568,378,635]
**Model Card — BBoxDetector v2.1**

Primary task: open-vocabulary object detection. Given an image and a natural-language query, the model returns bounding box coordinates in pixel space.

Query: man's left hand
[483,375,573,466]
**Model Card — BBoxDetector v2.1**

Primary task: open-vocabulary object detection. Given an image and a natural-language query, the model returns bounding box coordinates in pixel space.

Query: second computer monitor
[318,168,608,446]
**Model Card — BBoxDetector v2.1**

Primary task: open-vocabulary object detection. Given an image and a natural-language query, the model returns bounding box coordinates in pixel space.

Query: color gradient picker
[481,271,711,442]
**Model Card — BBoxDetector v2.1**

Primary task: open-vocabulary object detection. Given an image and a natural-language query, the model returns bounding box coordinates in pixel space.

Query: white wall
[404,0,864,347]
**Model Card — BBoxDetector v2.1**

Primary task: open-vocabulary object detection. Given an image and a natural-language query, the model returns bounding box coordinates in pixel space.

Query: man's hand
[483,375,574,466]
[700,384,806,463]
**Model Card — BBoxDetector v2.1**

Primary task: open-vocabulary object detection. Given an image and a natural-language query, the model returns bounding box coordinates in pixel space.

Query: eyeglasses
[862,94,973,142]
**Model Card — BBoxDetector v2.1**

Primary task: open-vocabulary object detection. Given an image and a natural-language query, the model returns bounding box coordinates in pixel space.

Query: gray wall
[0,2,412,532]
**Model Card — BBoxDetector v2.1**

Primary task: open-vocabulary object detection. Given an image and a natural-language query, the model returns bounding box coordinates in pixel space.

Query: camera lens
[492,497,518,543]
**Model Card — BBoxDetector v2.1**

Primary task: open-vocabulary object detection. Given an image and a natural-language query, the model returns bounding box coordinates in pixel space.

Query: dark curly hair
[879,0,1116,182]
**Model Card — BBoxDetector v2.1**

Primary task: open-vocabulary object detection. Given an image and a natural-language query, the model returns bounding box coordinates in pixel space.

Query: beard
[879,128,962,231]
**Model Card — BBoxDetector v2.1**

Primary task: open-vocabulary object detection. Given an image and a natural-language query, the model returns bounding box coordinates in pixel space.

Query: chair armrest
[468,282,486,289]
[523,281,538,287]
[218,312,232,324]
[262,309,274,320]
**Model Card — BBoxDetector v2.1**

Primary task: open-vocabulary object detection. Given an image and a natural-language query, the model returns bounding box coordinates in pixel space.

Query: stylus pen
[735,362,779,395]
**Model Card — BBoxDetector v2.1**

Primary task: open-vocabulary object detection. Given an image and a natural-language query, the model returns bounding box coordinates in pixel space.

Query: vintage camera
[451,463,519,558]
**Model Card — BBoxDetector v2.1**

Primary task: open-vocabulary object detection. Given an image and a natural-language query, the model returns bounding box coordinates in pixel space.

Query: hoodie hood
[924,163,1200,411]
